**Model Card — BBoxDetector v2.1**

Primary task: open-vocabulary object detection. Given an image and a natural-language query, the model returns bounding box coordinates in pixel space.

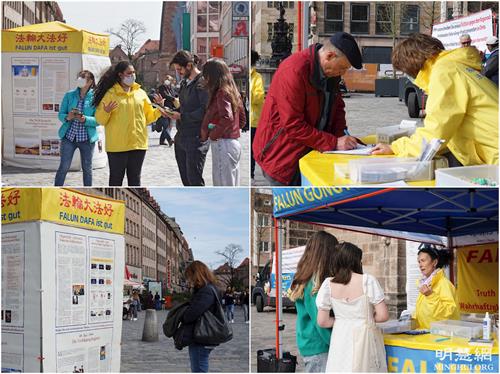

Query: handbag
[193,285,233,345]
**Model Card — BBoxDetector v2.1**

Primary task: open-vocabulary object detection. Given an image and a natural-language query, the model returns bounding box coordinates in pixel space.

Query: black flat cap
[330,32,362,69]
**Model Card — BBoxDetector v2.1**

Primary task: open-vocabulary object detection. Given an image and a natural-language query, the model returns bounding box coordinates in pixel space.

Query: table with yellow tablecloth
[384,333,498,373]
[299,135,436,186]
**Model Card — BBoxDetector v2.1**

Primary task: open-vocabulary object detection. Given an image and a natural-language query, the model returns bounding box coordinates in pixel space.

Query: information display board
[1,188,125,372]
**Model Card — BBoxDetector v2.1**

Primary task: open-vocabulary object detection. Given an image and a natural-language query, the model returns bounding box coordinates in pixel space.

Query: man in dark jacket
[482,36,498,86]
[168,51,209,186]
[252,32,363,185]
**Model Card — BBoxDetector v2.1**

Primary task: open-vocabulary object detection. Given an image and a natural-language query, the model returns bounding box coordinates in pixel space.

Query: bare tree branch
[216,244,243,288]
[106,19,146,63]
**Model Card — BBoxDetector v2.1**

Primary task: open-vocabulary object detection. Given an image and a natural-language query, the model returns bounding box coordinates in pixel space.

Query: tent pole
[447,217,455,284]
[274,217,283,359]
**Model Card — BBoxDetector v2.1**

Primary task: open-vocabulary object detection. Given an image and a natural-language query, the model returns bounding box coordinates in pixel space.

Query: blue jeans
[225,304,234,321]
[188,344,212,372]
[54,137,95,186]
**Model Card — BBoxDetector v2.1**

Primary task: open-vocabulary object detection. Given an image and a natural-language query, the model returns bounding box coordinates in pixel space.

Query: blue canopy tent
[270,188,498,360]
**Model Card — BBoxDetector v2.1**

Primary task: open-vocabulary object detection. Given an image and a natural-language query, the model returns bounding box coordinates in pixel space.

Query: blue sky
[58,1,163,48]
[150,188,250,270]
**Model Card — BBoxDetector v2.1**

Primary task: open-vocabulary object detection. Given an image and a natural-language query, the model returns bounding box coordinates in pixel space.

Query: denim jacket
[58,88,99,143]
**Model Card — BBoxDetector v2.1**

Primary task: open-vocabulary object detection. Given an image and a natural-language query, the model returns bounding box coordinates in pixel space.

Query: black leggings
[107,150,146,186]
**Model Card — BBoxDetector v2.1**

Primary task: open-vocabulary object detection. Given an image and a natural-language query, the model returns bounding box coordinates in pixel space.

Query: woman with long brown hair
[289,231,339,372]
[182,260,220,372]
[200,58,246,186]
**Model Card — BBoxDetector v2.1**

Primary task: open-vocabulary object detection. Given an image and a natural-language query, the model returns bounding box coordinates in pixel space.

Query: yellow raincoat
[414,269,460,329]
[95,82,161,152]
[251,67,265,128]
[392,48,499,165]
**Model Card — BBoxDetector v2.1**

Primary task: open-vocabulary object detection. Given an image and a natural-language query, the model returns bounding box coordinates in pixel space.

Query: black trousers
[107,150,146,186]
[174,134,209,186]
[251,127,256,178]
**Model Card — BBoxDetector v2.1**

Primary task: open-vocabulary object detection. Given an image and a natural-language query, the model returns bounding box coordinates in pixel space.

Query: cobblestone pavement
[121,307,249,372]
[2,125,250,187]
[250,306,304,373]
[252,93,423,186]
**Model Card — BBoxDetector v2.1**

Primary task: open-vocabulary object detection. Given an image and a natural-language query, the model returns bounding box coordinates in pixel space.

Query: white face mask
[76,77,87,88]
[122,74,136,86]
[164,80,171,86]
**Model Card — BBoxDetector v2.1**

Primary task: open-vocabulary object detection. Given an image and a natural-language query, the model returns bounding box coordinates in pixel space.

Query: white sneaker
[245,321,249,324]
[231,319,234,323]
[133,318,137,321]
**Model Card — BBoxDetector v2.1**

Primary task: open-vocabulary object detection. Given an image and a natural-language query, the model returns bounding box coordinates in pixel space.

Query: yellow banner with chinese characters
[457,244,499,313]
[1,188,42,223]
[2,21,109,57]
[1,188,124,234]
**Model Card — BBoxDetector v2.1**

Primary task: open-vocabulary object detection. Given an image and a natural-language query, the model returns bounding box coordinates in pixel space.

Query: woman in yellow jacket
[94,61,167,186]
[414,245,460,329]
[250,50,265,180]
[372,33,498,166]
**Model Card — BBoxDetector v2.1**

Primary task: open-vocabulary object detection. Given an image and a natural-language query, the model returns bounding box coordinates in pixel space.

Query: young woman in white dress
[316,242,389,372]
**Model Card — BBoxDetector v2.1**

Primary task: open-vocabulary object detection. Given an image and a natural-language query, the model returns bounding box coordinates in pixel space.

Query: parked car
[399,77,427,118]
[252,260,295,312]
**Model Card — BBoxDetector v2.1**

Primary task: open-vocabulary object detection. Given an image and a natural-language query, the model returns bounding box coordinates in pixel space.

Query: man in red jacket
[253,32,363,185]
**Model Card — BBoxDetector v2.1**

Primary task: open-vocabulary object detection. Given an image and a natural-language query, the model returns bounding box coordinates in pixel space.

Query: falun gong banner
[457,244,499,313]
[1,188,125,235]
[272,187,383,217]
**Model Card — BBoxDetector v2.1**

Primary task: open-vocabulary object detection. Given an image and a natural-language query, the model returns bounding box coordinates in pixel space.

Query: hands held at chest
[419,284,433,296]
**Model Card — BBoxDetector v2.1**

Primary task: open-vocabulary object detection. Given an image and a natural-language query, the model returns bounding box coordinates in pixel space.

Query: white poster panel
[39,222,124,373]
[1,222,42,373]
[12,57,39,114]
[405,241,421,314]
[2,52,109,170]
[270,246,305,296]
[432,9,493,51]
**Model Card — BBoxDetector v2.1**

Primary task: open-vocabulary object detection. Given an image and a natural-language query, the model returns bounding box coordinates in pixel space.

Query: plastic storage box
[376,120,417,144]
[377,319,416,334]
[348,158,433,184]
[430,320,483,339]
[435,165,498,187]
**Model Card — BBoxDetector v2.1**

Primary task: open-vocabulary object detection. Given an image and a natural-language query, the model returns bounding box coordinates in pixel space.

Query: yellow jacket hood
[415,48,482,92]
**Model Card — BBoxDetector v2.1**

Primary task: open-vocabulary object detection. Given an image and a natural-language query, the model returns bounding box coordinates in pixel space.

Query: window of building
[209,14,219,32]
[197,15,207,32]
[324,2,344,34]
[209,2,219,14]
[257,213,270,227]
[197,1,207,13]
[375,3,394,35]
[350,3,370,34]
[400,5,419,35]
[267,22,273,42]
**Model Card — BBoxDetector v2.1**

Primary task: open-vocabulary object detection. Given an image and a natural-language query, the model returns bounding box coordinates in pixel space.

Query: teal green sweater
[294,279,332,357]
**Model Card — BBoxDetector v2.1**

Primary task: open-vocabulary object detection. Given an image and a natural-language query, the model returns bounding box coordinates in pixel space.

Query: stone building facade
[2,1,64,30]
